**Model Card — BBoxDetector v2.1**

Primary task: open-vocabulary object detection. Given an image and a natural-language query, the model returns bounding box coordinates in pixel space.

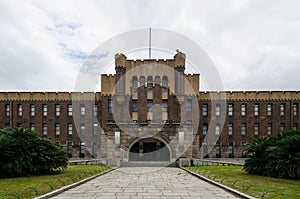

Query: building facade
[0,52,300,164]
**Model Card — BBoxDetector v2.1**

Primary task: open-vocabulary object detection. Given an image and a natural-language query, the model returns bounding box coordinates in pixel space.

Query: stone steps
[121,161,176,167]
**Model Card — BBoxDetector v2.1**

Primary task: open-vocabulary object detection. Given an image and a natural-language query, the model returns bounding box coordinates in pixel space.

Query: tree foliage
[0,127,68,178]
[243,130,300,179]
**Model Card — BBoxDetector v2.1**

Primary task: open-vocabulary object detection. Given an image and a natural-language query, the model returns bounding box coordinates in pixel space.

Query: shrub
[243,130,300,179]
[0,127,68,178]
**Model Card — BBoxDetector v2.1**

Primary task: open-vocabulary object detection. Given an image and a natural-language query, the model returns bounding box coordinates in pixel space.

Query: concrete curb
[180,167,256,199]
[34,168,115,199]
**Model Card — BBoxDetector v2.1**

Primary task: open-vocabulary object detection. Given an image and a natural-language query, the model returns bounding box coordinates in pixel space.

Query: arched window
[155,76,160,86]
[132,76,138,90]
[162,76,168,88]
[140,76,145,87]
[147,76,153,89]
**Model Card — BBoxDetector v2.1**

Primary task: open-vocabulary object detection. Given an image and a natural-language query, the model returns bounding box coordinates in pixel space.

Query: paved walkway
[51,167,240,199]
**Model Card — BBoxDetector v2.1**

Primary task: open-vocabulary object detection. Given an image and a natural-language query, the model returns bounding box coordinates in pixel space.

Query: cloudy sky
[0,0,299,91]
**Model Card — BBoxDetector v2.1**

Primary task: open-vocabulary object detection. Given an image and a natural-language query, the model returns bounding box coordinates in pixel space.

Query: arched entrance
[129,138,170,161]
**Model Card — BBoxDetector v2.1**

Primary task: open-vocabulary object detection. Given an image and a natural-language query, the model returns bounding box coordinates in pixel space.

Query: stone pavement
[51,167,240,199]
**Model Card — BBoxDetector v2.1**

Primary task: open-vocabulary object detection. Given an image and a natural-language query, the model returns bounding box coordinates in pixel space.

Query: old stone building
[0,51,299,165]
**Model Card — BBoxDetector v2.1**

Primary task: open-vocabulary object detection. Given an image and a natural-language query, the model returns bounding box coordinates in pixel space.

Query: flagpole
[149,27,151,59]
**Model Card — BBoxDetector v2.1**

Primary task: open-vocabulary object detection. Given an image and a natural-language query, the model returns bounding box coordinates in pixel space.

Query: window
[162,100,168,112]
[292,123,298,131]
[30,123,35,131]
[17,123,22,128]
[55,123,60,135]
[179,131,184,150]
[29,104,35,116]
[132,100,138,112]
[147,76,153,89]
[18,104,22,116]
[115,131,120,150]
[68,104,72,116]
[228,123,233,135]
[132,76,138,90]
[93,123,98,135]
[216,104,220,116]
[147,100,153,112]
[80,104,85,116]
[80,124,85,134]
[202,123,208,135]
[67,141,72,154]
[55,104,60,116]
[202,104,208,116]
[43,104,47,116]
[42,123,47,135]
[228,103,233,116]
[93,104,98,116]
[241,104,246,116]
[254,123,259,135]
[108,99,113,113]
[267,123,272,135]
[267,103,272,116]
[254,104,259,116]
[186,99,192,112]
[162,76,168,88]
[68,123,73,135]
[293,103,298,116]
[241,123,246,135]
[280,123,285,132]
[5,104,10,116]
[216,142,221,158]
[228,142,234,157]
[215,123,220,135]
[280,103,285,116]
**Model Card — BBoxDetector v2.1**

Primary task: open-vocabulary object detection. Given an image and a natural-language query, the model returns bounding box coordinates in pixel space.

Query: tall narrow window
[179,131,184,150]
[132,100,138,112]
[241,104,246,116]
[202,104,208,116]
[228,142,234,157]
[216,142,221,158]
[68,104,72,116]
[280,103,285,116]
[115,131,120,150]
[147,100,153,112]
[30,104,35,116]
[30,123,35,131]
[254,123,259,135]
[55,123,60,135]
[55,104,60,116]
[42,123,47,135]
[280,123,285,132]
[162,100,168,112]
[254,104,259,116]
[267,103,272,116]
[93,104,98,116]
[215,104,221,116]
[228,103,233,116]
[68,123,73,135]
[5,104,10,116]
[292,123,298,131]
[147,76,153,90]
[67,141,72,154]
[241,123,246,135]
[132,76,138,91]
[267,123,272,135]
[108,99,113,113]
[80,124,85,134]
[228,123,233,135]
[18,104,22,116]
[93,123,98,135]
[293,103,298,116]
[186,99,192,112]
[43,104,47,116]
[202,123,208,135]
[162,76,168,89]
[215,123,220,135]
[80,104,85,116]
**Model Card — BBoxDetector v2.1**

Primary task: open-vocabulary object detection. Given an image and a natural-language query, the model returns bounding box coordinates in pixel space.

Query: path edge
[34,168,116,199]
[180,167,256,199]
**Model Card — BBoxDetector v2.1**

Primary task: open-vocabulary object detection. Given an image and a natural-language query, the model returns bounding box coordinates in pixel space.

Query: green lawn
[186,166,300,199]
[0,165,111,199]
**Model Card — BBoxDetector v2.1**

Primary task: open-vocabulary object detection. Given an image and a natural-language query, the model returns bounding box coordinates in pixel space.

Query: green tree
[0,127,68,178]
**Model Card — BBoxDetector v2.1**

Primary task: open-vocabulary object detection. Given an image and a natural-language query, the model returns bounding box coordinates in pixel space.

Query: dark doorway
[143,142,157,161]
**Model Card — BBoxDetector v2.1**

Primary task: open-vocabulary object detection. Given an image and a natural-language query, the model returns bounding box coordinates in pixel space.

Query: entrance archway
[129,138,170,161]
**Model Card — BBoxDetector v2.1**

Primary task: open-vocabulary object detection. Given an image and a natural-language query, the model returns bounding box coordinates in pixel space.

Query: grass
[186,166,300,199]
[0,165,111,199]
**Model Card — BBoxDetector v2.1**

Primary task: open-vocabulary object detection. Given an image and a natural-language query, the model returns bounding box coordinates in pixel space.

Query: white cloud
[0,0,299,91]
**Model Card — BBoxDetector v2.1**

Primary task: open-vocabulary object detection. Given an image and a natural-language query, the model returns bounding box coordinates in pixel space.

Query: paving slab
[50,167,240,199]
